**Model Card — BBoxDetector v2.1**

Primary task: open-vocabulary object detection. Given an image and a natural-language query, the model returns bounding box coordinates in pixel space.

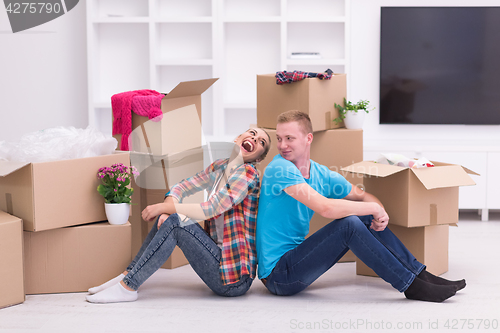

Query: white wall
[349,0,500,149]
[0,2,88,141]
[2,1,499,147]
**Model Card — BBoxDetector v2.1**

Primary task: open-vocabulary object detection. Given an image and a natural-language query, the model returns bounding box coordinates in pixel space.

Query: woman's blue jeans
[264,215,424,296]
[122,213,253,297]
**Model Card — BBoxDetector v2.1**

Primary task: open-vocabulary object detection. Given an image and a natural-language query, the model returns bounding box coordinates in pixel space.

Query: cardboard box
[310,129,364,185]
[356,224,450,277]
[0,211,24,309]
[342,161,477,227]
[114,78,218,151]
[257,73,346,131]
[24,222,131,294]
[129,104,203,157]
[0,152,130,232]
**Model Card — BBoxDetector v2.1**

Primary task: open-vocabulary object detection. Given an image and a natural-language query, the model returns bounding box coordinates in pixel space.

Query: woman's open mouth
[241,140,254,152]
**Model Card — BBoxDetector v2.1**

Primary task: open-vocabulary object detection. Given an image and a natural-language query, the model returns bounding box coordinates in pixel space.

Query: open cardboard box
[342,160,477,227]
[356,224,450,277]
[114,78,218,152]
[0,152,130,232]
[0,211,24,309]
[257,73,346,131]
[24,222,131,294]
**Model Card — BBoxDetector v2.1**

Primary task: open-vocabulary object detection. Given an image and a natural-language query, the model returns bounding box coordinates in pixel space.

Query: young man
[256,110,465,302]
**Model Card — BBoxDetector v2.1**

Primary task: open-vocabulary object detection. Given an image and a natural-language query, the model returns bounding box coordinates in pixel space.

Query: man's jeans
[123,214,253,297]
[264,215,424,296]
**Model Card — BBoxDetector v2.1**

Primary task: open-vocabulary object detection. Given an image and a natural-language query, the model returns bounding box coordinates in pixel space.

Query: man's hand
[370,205,389,231]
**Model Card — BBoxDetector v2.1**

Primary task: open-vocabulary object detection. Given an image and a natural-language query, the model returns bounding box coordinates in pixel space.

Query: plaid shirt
[168,159,259,285]
[275,69,333,85]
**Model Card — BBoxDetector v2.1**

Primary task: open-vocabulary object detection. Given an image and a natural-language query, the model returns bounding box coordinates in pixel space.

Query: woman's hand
[157,213,170,228]
[141,196,180,223]
[141,203,167,222]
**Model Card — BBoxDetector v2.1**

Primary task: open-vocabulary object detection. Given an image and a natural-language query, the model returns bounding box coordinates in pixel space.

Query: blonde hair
[258,128,272,161]
[277,110,313,134]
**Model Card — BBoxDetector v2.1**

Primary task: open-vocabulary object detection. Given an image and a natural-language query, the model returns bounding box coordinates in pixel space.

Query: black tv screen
[380,7,500,125]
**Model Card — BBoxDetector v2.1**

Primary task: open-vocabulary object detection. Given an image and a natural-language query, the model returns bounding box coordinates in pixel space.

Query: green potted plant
[333,98,373,129]
[97,163,138,225]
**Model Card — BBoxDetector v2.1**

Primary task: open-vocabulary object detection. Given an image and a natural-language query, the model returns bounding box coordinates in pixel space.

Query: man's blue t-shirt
[256,155,352,279]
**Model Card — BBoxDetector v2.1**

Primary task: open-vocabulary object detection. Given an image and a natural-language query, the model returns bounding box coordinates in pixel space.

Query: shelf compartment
[92,23,150,103]
[156,23,213,62]
[223,17,282,23]
[156,65,215,136]
[92,17,150,23]
[287,0,345,19]
[287,22,345,61]
[91,0,149,19]
[156,59,214,66]
[156,0,212,19]
[224,107,257,137]
[224,22,280,105]
[223,0,280,18]
[154,17,214,23]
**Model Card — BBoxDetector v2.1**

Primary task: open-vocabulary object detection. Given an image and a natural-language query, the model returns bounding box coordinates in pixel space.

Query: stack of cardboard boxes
[256,72,364,262]
[0,152,132,309]
[342,160,477,276]
[118,78,218,269]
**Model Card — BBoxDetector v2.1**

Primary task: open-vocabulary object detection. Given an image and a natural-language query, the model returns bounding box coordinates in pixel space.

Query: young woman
[86,128,270,303]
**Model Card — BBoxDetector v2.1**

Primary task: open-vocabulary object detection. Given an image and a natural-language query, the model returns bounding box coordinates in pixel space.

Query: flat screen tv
[380,7,500,125]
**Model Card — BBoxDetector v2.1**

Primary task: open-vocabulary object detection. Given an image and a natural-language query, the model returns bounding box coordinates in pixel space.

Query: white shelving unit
[86,0,350,141]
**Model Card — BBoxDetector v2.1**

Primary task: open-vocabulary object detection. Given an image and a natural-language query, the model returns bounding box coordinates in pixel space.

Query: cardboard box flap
[461,166,480,176]
[164,78,218,100]
[431,161,480,176]
[411,165,476,189]
[0,210,22,224]
[0,160,30,177]
[341,161,407,177]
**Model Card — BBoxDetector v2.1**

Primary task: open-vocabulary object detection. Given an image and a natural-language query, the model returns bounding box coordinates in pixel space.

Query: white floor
[1,211,499,333]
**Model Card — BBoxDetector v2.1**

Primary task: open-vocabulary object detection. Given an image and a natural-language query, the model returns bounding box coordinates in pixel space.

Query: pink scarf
[111,90,163,150]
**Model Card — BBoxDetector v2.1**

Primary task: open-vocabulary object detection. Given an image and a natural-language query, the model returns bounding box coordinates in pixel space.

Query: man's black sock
[404,276,456,302]
[418,269,466,291]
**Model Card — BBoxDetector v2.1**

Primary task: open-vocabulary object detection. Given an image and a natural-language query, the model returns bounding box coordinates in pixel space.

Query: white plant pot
[343,110,366,129]
[105,203,130,225]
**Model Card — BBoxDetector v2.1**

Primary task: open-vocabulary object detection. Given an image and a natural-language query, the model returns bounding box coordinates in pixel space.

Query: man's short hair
[277,110,313,134]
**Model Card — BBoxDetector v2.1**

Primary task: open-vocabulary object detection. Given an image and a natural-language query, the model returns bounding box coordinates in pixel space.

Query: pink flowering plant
[97,163,139,204]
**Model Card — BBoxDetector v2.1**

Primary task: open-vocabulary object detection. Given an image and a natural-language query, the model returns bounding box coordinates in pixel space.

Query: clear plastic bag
[0,126,117,163]
[376,153,434,168]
